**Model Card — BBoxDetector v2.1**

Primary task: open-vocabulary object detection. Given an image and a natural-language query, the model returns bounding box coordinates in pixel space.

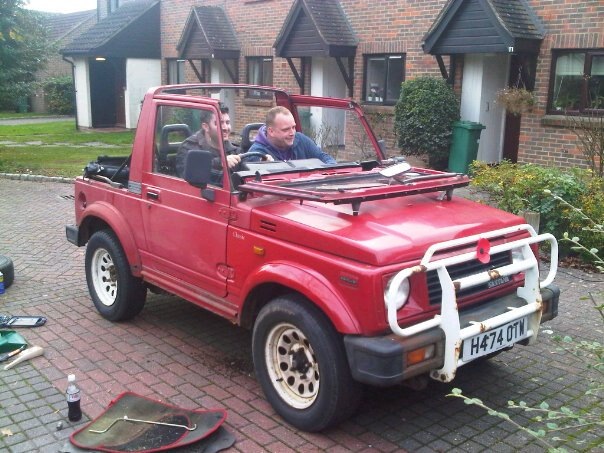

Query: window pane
[247,58,272,98]
[553,53,584,111]
[366,58,385,102]
[248,59,261,84]
[386,56,404,102]
[154,105,199,176]
[295,106,377,162]
[167,60,185,84]
[177,60,185,83]
[588,55,604,109]
[262,58,273,86]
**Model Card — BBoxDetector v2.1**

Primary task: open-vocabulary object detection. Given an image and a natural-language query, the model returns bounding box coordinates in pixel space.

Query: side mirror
[183,150,213,188]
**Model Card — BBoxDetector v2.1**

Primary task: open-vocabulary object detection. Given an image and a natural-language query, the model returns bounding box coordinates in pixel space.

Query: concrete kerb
[0,173,74,184]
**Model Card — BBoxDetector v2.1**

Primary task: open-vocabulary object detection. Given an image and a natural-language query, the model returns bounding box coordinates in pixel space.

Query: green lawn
[0,121,134,177]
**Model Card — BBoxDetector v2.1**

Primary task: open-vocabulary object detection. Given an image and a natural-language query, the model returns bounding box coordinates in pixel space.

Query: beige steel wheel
[252,294,362,432]
[85,230,146,321]
[264,322,320,409]
[90,247,117,307]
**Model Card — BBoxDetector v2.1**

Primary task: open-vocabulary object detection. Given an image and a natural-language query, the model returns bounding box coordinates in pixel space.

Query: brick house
[31,9,96,113]
[66,0,603,170]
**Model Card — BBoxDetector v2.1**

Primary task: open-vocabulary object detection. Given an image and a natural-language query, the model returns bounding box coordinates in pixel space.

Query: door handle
[147,191,160,200]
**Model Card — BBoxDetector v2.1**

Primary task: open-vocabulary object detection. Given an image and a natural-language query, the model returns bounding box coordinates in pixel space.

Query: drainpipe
[62,56,79,131]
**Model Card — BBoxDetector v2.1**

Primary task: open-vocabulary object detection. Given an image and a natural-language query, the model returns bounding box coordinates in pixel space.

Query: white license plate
[462,317,528,361]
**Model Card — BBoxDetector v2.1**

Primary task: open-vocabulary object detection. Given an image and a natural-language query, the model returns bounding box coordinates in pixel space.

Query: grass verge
[0,121,134,177]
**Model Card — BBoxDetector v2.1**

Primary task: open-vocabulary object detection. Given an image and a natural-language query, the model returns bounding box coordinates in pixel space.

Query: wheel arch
[239,263,360,334]
[79,203,142,274]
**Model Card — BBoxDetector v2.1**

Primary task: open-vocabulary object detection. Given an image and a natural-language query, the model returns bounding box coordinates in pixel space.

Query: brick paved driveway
[0,178,602,452]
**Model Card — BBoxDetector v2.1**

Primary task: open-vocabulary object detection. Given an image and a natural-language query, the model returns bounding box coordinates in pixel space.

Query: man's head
[199,109,220,148]
[219,105,232,142]
[265,106,296,150]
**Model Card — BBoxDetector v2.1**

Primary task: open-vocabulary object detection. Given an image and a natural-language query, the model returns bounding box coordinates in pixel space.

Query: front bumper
[344,284,559,387]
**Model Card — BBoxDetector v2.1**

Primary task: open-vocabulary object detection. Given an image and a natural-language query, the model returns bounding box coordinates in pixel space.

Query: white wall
[460,54,509,163]
[124,59,161,129]
[73,59,92,128]
[310,58,346,146]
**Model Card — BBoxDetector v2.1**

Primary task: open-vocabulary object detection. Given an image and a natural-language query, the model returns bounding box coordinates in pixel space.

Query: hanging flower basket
[495,87,536,115]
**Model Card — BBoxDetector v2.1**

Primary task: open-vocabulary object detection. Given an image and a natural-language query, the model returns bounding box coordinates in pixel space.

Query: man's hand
[226,154,242,169]
[262,154,274,162]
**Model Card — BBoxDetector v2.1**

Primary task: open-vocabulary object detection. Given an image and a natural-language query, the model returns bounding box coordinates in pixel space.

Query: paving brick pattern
[0,178,602,452]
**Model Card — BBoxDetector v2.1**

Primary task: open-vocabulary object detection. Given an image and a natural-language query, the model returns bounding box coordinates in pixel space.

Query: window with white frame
[363,54,405,105]
[549,50,604,113]
[246,57,273,98]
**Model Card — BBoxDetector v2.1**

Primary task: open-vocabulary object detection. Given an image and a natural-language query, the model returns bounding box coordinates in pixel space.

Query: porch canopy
[61,0,160,58]
[176,6,240,83]
[422,0,545,81]
[274,0,358,95]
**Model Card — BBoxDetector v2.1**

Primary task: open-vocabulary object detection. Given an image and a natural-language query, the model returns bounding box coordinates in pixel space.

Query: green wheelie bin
[448,121,485,173]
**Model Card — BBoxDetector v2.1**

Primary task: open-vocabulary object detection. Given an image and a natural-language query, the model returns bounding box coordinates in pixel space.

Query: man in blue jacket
[249,106,336,164]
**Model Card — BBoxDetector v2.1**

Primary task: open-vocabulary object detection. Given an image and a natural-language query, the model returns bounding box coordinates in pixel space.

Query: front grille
[427,251,513,305]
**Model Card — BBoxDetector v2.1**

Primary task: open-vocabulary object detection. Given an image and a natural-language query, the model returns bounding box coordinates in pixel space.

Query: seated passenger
[219,104,240,156]
[249,106,336,164]
[176,109,242,178]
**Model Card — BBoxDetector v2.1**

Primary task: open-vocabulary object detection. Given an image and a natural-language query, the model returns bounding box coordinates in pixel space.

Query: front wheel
[85,230,146,321]
[252,294,361,431]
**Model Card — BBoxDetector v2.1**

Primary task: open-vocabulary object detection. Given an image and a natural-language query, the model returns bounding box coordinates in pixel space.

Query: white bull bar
[385,224,558,382]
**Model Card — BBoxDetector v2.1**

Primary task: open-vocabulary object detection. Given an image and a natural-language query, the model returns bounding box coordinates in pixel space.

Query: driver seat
[159,124,192,175]
[240,123,264,152]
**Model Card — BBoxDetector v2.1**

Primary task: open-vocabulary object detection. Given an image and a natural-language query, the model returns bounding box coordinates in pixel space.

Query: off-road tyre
[85,230,146,321]
[252,294,362,432]
[0,254,15,288]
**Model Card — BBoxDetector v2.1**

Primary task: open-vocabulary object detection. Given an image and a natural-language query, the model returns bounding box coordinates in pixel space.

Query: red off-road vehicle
[66,84,559,431]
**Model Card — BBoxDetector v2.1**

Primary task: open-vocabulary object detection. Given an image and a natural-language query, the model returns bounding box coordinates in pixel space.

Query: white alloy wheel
[264,322,320,409]
[90,247,117,307]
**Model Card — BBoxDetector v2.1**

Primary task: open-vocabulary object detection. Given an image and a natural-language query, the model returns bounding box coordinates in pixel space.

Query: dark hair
[199,109,215,126]
[219,103,229,114]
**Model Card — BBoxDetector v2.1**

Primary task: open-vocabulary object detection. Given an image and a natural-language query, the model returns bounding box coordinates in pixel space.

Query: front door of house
[460,54,509,163]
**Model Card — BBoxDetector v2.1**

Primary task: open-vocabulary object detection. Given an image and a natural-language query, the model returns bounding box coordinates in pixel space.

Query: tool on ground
[0,315,47,328]
[4,345,44,370]
[71,391,234,453]
[89,415,197,434]
[0,344,26,362]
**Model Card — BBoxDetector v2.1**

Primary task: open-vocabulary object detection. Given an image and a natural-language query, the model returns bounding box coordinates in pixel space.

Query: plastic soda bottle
[0,271,4,294]
[66,374,82,421]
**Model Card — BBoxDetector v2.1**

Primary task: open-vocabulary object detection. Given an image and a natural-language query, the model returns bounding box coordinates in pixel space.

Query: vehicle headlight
[384,274,410,311]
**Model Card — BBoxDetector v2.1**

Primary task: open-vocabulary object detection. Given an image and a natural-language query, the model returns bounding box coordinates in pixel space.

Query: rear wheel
[252,294,361,431]
[85,230,146,321]
[0,254,14,288]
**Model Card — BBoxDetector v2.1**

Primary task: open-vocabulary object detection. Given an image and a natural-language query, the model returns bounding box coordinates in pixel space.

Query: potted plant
[495,87,536,115]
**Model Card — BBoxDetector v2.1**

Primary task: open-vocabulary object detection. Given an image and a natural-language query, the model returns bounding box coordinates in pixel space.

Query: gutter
[62,56,79,131]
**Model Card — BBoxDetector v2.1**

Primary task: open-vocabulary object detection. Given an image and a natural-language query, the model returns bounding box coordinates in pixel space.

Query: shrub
[469,160,603,255]
[567,112,604,178]
[43,76,74,114]
[394,77,460,170]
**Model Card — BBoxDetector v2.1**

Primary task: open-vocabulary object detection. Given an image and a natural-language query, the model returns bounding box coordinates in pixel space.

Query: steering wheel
[239,151,281,162]
[239,151,266,160]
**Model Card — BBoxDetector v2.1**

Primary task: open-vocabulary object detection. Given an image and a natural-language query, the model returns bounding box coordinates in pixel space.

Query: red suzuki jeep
[66,84,559,431]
